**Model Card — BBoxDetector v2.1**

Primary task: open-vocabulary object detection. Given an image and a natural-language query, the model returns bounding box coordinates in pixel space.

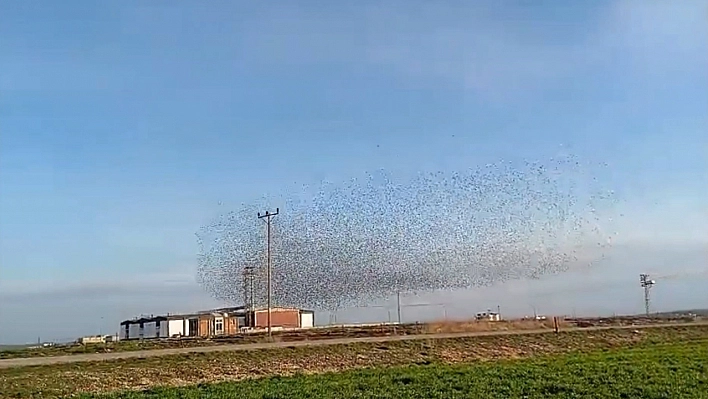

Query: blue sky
[1,0,707,343]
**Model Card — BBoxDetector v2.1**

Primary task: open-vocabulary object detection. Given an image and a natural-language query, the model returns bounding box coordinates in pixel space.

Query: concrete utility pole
[258,208,279,337]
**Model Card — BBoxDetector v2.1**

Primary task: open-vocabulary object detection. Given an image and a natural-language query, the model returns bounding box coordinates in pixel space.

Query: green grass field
[86,340,708,399]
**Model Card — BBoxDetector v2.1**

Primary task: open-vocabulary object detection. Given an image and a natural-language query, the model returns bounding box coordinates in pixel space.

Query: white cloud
[0,270,197,298]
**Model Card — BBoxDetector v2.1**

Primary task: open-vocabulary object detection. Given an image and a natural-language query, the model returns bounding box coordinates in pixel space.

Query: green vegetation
[2,325,707,398]
[86,341,708,398]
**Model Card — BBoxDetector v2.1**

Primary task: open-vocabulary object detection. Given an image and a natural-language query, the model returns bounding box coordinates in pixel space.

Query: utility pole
[258,208,279,337]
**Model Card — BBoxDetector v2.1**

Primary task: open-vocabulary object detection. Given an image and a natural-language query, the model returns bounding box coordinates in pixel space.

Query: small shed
[475,311,501,321]
[249,307,315,329]
[78,335,106,345]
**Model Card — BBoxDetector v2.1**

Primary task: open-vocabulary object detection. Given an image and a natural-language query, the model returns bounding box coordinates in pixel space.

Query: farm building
[78,335,111,344]
[252,308,315,329]
[119,306,314,340]
[475,311,502,321]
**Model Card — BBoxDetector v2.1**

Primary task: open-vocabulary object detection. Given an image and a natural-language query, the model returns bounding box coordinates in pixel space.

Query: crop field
[2,324,707,398]
[0,319,566,360]
[86,340,708,399]
[0,315,697,360]
[0,319,565,360]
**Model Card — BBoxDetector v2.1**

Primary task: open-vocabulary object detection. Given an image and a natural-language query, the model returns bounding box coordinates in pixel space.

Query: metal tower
[640,273,656,316]
[243,265,256,326]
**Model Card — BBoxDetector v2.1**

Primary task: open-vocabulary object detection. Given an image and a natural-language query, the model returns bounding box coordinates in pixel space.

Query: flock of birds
[197,155,618,311]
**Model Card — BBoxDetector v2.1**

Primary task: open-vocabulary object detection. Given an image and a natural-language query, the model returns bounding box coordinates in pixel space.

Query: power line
[258,208,279,337]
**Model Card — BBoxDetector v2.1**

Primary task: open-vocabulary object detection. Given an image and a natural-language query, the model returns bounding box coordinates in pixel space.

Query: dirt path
[1,321,705,369]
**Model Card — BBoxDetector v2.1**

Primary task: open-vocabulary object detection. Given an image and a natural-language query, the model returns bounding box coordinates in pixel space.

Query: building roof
[120,316,167,325]
[121,306,249,325]
[252,306,302,312]
[121,306,316,325]
[205,306,246,314]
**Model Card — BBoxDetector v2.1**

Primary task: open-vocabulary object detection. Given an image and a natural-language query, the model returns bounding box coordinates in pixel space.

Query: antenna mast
[243,265,256,327]
[639,273,655,316]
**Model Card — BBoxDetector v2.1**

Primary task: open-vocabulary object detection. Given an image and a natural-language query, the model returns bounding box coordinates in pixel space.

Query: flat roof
[121,306,314,325]
[120,316,167,325]
[250,308,315,315]
[121,306,249,325]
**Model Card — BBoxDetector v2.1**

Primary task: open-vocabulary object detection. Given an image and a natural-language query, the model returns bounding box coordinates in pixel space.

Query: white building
[121,316,182,340]
[475,311,502,321]
[78,335,107,344]
[119,308,239,340]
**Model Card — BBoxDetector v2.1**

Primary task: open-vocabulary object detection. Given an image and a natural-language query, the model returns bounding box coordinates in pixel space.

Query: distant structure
[243,265,257,327]
[475,310,502,321]
[640,273,656,316]
[78,335,116,345]
[119,306,314,341]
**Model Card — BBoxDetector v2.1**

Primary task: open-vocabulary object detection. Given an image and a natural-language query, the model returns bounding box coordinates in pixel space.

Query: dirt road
[1,321,705,369]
